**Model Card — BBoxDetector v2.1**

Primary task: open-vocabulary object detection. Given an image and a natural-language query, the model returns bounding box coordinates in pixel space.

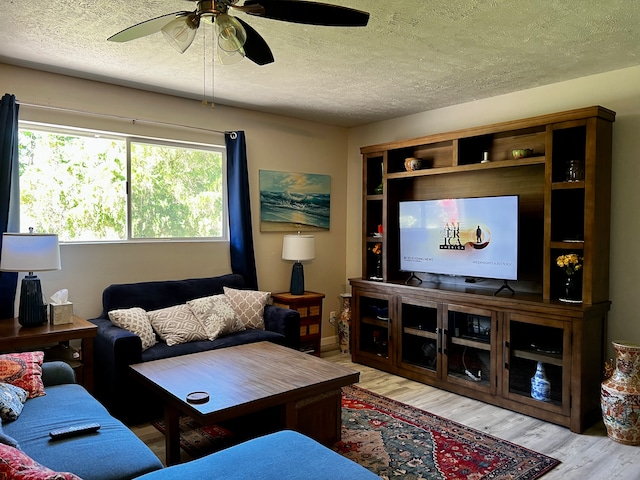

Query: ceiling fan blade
[235,17,274,65]
[243,0,369,27]
[108,11,191,42]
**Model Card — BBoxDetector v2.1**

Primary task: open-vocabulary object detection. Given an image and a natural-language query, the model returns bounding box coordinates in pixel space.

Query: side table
[272,291,325,356]
[0,315,97,393]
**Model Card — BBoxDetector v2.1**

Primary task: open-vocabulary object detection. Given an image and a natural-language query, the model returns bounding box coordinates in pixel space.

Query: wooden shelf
[403,326,437,340]
[450,336,491,351]
[512,348,563,366]
[387,156,545,179]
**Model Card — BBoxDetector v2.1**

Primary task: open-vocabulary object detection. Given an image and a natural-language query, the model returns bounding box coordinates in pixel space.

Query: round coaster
[186,391,210,404]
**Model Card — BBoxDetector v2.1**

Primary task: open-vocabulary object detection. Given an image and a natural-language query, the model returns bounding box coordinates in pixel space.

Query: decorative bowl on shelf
[404,157,422,171]
[512,148,534,159]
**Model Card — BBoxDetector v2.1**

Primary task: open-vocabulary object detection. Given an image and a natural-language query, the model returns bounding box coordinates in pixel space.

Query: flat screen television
[399,195,519,280]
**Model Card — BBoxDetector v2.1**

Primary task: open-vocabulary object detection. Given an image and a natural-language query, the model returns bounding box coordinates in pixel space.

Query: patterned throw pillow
[223,287,270,330]
[0,382,28,421]
[187,295,245,340]
[0,443,83,480]
[108,307,157,351]
[0,351,45,399]
[148,304,209,346]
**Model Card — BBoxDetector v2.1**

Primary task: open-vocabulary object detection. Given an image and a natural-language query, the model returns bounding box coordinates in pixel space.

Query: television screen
[399,196,519,280]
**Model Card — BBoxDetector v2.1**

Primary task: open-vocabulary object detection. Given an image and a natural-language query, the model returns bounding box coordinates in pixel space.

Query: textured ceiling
[1,1,639,127]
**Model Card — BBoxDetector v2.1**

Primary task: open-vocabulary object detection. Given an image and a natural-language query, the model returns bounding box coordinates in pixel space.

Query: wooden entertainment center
[351,106,615,433]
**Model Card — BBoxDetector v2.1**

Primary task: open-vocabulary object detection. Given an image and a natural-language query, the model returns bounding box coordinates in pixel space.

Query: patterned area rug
[152,385,560,480]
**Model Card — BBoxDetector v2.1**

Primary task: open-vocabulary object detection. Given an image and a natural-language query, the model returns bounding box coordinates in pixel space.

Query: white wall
[1,64,349,345]
[346,64,640,356]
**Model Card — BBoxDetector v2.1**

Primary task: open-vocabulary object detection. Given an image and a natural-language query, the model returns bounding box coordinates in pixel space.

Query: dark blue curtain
[0,94,20,319]
[225,131,258,290]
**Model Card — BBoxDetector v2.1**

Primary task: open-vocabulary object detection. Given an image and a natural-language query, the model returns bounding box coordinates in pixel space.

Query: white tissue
[50,289,70,305]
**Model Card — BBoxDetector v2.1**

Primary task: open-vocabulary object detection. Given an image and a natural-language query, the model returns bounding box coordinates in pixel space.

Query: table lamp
[0,231,61,327]
[282,233,315,295]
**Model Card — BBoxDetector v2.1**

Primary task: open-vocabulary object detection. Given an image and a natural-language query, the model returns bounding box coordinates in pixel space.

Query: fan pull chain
[201,24,215,109]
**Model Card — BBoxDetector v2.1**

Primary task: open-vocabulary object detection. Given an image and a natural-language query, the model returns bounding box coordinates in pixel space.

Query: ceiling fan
[108,0,370,66]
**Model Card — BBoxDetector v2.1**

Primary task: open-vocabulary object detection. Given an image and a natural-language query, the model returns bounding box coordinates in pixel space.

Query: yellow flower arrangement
[556,253,582,276]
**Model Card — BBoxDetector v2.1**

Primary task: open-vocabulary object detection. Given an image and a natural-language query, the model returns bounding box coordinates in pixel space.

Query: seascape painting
[259,170,331,232]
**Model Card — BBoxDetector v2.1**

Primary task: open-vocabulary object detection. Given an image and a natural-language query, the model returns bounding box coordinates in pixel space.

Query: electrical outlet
[330,311,336,319]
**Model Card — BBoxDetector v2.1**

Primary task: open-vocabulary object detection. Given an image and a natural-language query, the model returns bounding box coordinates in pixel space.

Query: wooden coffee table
[129,341,359,465]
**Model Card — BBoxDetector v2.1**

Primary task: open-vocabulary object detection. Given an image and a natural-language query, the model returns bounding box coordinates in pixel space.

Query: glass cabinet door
[353,290,393,365]
[444,304,496,394]
[504,313,570,415]
[398,299,440,378]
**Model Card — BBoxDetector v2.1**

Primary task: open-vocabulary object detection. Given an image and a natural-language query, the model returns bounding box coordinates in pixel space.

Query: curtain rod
[16,100,232,136]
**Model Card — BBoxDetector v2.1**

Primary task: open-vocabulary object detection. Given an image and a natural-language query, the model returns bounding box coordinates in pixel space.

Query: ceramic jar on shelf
[601,341,640,445]
[531,361,551,402]
[338,293,352,354]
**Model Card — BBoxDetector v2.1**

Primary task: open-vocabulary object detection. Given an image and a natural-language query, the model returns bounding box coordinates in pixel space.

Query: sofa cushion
[0,444,82,480]
[134,430,380,480]
[223,287,270,330]
[0,421,19,449]
[187,294,244,340]
[3,383,163,480]
[148,304,208,346]
[108,307,157,351]
[141,329,286,362]
[0,382,28,421]
[100,274,247,315]
[0,352,45,399]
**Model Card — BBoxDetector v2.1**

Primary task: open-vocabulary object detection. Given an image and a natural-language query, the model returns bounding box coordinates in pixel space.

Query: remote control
[49,423,101,440]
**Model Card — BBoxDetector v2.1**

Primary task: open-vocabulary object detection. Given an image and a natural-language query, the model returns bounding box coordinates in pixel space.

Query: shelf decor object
[531,361,551,402]
[0,230,61,327]
[601,341,640,445]
[556,253,583,303]
[282,233,315,295]
[338,293,352,354]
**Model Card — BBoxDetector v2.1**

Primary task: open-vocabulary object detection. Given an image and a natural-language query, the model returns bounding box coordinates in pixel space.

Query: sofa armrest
[263,305,300,350]
[42,361,76,386]
[89,317,145,416]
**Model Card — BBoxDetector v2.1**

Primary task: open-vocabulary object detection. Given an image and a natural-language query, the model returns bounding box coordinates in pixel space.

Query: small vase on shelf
[559,274,582,304]
[531,361,551,402]
[601,342,640,445]
[338,293,351,354]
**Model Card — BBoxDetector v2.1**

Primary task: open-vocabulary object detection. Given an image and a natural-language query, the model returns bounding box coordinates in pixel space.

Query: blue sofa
[89,274,301,425]
[2,362,163,480]
[2,363,379,480]
[135,430,380,480]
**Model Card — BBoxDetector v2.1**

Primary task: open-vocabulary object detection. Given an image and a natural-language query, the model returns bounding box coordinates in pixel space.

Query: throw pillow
[0,351,45,399]
[108,307,157,351]
[148,304,209,347]
[223,287,270,330]
[0,382,28,421]
[187,295,244,340]
[0,444,83,480]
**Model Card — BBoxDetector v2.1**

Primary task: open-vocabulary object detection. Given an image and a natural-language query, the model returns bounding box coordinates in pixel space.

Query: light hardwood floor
[132,350,640,479]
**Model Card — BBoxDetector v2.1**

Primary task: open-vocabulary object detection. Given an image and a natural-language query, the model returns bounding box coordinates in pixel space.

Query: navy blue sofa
[89,274,301,425]
[2,362,163,480]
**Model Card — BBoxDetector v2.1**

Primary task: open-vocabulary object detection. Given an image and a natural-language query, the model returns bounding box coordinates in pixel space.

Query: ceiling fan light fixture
[161,16,199,53]
[215,13,247,53]
[218,47,246,65]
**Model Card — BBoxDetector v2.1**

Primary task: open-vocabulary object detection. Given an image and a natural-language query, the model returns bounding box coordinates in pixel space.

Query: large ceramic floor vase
[601,341,640,445]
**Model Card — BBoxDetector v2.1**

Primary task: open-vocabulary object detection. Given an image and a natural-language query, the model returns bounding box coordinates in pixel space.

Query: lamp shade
[0,233,61,273]
[282,234,315,262]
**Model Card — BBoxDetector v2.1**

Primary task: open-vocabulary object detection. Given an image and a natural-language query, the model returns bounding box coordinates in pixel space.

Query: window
[18,125,226,242]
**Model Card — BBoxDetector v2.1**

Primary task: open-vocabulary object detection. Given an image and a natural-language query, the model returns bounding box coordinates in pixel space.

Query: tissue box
[50,303,74,325]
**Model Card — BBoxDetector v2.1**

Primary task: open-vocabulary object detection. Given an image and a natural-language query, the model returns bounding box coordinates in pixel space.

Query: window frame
[18,121,229,244]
